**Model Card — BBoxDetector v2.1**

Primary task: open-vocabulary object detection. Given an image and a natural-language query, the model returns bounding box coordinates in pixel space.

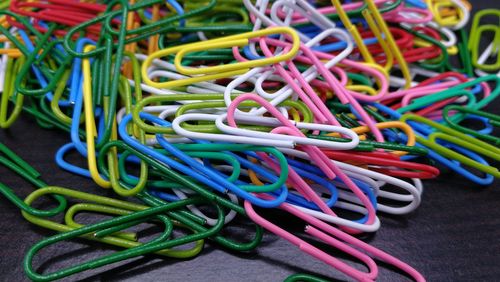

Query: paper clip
[245,195,425,281]
[0,55,24,128]
[427,0,470,30]
[401,114,500,181]
[218,93,360,150]
[23,188,216,281]
[442,105,500,146]
[468,9,500,73]
[141,26,300,89]
[21,185,206,258]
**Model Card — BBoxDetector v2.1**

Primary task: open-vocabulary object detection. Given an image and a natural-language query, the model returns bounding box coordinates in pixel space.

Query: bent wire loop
[23,187,219,282]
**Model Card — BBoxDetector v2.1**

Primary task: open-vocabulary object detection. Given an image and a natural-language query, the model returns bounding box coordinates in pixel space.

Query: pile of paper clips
[0,0,499,281]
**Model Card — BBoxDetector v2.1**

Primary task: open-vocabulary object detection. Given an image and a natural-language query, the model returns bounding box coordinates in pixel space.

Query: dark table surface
[1,2,500,281]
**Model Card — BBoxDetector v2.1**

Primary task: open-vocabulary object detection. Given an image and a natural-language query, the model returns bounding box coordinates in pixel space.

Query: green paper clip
[443,105,500,146]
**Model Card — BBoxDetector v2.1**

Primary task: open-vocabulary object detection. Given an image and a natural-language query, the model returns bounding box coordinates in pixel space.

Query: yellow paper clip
[141,26,300,89]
